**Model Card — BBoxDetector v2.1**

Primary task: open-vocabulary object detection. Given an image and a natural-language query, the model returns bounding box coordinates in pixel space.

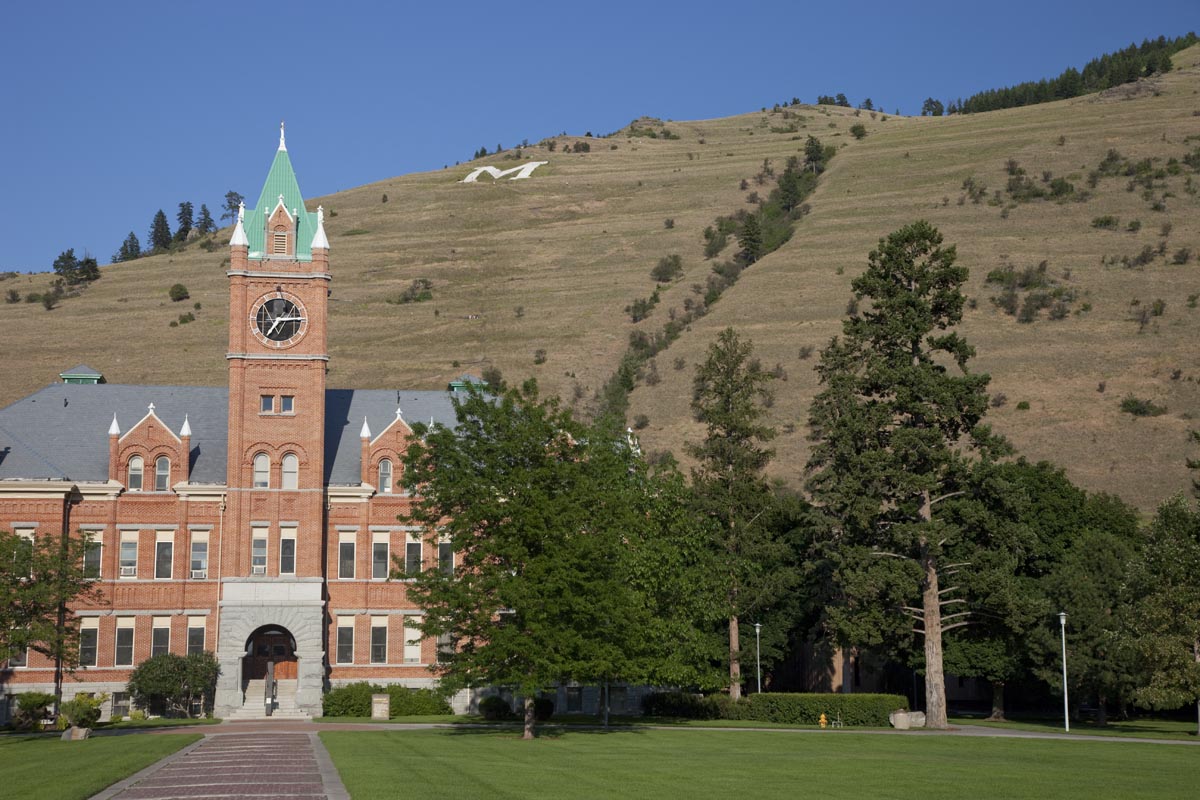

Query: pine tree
[196,204,215,235]
[149,210,172,251]
[806,221,1005,729]
[77,252,100,283]
[114,231,141,262]
[687,328,793,701]
[52,248,80,284]
[175,201,194,242]
[803,135,826,173]
[220,191,244,223]
[737,213,763,264]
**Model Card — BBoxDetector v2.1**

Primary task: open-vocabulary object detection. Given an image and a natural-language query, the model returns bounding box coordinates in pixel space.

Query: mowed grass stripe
[319,728,1196,799]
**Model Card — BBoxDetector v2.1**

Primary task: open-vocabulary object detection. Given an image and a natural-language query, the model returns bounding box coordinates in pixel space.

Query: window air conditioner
[119,566,137,577]
[190,569,207,579]
[251,565,266,575]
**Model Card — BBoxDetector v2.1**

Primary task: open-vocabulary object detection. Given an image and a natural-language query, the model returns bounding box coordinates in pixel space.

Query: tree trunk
[987,681,1005,721]
[522,694,535,740]
[1096,693,1107,727]
[729,614,741,702]
[922,555,948,729]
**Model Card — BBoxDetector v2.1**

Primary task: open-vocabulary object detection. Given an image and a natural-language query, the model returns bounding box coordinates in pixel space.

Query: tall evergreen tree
[77,252,100,283]
[52,248,80,284]
[114,231,141,263]
[175,201,194,242]
[687,328,794,701]
[196,204,216,235]
[737,213,763,264]
[149,209,172,251]
[220,191,244,223]
[806,221,1005,728]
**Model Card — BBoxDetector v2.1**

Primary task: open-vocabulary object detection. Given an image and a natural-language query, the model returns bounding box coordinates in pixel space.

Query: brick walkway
[92,733,349,800]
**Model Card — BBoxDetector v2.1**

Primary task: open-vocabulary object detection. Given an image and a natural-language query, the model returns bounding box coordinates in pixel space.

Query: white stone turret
[230,201,248,247]
[109,414,120,436]
[360,417,371,439]
[311,205,330,251]
[180,415,191,437]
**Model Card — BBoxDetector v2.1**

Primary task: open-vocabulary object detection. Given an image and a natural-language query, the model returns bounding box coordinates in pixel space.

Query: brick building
[0,127,461,720]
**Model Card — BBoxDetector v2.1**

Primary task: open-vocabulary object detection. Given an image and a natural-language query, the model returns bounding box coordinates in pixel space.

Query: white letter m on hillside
[460,161,548,183]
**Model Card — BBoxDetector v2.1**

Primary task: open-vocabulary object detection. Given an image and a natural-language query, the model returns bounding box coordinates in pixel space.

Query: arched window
[281,453,299,490]
[378,459,393,494]
[127,456,144,491]
[155,456,170,491]
[253,453,270,488]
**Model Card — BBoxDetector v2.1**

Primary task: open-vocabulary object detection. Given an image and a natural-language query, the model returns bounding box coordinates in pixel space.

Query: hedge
[323,682,453,718]
[642,691,907,727]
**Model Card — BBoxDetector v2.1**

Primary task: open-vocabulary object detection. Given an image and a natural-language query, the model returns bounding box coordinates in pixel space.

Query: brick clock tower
[213,124,332,717]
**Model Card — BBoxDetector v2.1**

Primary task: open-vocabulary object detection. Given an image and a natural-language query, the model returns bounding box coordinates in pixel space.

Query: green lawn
[0,733,200,800]
[320,728,1198,800]
[951,715,1199,741]
[98,716,222,731]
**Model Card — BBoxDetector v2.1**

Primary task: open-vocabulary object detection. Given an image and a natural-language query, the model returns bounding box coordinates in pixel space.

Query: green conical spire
[243,123,319,261]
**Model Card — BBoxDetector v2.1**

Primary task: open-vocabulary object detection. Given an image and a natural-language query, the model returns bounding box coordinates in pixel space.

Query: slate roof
[0,383,458,487]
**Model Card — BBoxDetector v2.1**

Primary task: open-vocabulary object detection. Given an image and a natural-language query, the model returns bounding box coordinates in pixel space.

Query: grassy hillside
[3,45,1199,510]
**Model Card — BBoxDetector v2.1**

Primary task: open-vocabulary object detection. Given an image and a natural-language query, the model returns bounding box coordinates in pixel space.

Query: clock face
[250,292,308,348]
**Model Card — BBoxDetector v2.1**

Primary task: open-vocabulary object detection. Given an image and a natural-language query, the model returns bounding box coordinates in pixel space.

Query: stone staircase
[225,679,311,721]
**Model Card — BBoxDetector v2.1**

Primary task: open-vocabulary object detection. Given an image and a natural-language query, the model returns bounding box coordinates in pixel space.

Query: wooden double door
[244,630,298,680]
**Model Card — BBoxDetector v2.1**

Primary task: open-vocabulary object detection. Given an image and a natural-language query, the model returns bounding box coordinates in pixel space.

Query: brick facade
[0,134,455,720]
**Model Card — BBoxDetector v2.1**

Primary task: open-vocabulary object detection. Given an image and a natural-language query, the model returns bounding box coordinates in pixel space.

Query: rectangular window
[372,537,389,580]
[14,529,34,577]
[251,527,268,575]
[119,532,138,578]
[437,632,454,664]
[79,619,98,667]
[370,616,388,664]
[111,692,131,718]
[190,533,208,579]
[280,395,294,413]
[338,532,355,579]
[566,686,583,713]
[83,534,102,579]
[155,532,173,580]
[260,395,273,413]
[187,617,206,656]
[439,541,453,577]
[151,617,170,657]
[280,529,296,575]
[403,618,422,663]
[115,618,134,666]
[609,686,627,714]
[405,540,422,576]
[336,617,354,664]
[7,647,26,668]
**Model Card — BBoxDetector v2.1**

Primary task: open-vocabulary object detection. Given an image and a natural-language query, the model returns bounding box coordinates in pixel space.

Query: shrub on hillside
[849,124,867,140]
[5,289,19,304]
[650,254,683,283]
[1091,215,1119,230]
[169,284,189,302]
[1120,395,1166,417]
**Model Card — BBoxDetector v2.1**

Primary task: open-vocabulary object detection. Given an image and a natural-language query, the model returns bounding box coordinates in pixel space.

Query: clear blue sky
[1,1,1195,272]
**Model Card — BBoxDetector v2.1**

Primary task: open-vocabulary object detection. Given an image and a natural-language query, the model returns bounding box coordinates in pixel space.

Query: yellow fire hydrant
[819,713,827,729]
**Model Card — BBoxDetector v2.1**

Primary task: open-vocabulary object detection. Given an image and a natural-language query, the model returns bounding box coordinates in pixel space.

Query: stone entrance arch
[213,577,325,718]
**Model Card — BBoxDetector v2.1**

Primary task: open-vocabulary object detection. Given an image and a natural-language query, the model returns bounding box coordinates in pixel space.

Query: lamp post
[1058,611,1069,733]
[754,622,762,694]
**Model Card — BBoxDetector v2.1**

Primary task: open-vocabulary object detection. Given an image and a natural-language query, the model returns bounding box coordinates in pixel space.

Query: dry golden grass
[3,46,1199,511]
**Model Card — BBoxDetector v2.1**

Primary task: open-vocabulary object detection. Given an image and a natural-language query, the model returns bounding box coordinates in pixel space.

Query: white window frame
[279,526,297,575]
[83,532,102,579]
[403,617,422,664]
[260,395,274,414]
[127,456,144,491]
[280,395,294,414]
[154,456,170,492]
[371,531,389,581]
[377,459,393,494]
[154,531,174,580]
[338,531,356,579]
[151,616,170,657]
[14,528,34,578]
[190,532,208,579]
[114,617,135,666]
[119,532,138,578]
[186,616,206,655]
[405,539,422,576]
[281,453,299,490]
[370,615,388,664]
[336,615,355,664]
[79,618,99,667]
[251,526,268,576]
[253,453,270,488]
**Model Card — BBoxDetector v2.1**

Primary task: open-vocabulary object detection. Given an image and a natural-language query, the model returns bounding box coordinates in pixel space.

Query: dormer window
[272,228,289,255]
[378,459,393,494]
[128,456,144,491]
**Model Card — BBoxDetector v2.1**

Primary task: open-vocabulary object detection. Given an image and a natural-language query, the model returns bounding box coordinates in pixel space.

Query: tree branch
[871,551,914,561]
[941,621,972,632]
[939,598,967,607]
[937,586,960,595]
[940,611,972,621]
[930,491,966,506]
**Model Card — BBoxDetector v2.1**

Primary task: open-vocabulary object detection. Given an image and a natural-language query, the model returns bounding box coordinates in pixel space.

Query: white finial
[396,407,404,419]
[148,402,156,413]
[360,417,372,439]
[108,414,120,436]
[311,204,330,251]
[278,193,285,207]
[279,121,287,151]
[180,414,191,437]
[230,201,248,247]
